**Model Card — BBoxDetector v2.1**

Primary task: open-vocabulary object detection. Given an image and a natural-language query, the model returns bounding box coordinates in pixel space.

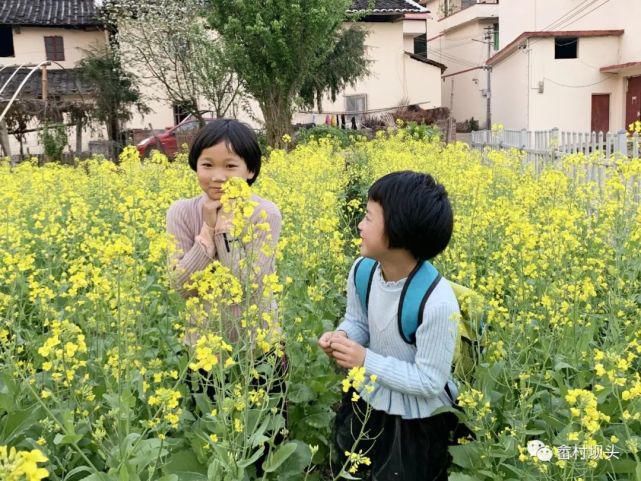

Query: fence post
[520,128,528,150]
[616,129,628,157]
[550,127,559,163]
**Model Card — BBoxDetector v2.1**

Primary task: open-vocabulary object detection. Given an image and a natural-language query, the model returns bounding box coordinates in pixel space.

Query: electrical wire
[540,0,598,31]
[429,50,480,68]
[543,76,613,88]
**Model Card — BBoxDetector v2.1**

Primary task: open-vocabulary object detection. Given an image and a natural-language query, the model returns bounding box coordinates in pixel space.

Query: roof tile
[349,0,425,13]
[0,0,100,27]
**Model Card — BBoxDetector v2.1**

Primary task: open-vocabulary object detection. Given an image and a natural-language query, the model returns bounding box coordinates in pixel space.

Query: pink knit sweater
[166,192,282,343]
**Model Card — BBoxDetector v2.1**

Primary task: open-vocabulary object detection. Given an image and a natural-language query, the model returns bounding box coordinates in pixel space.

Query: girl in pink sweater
[166,119,282,344]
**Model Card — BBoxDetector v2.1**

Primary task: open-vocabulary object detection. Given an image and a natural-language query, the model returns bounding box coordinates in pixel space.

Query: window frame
[44,36,65,61]
[345,94,367,114]
[554,36,578,60]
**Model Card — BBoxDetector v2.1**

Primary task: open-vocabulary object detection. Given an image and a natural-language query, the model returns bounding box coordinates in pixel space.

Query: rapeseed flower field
[1,129,640,480]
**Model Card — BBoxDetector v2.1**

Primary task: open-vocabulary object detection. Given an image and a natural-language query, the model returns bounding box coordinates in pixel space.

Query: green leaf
[237,447,265,468]
[334,472,360,480]
[0,372,17,412]
[449,444,481,470]
[79,474,111,481]
[118,464,129,481]
[304,412,332,428]
[63,466,97,481]
[288,383,316,403]
[448,473,482,481]
[163,450,207,480]
[54,433,83,446]
[0,406,41,444]
[262,442,298,473]
[272,440,312,477]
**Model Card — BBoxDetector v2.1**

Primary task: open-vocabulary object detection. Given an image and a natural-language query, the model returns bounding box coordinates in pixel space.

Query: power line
[562,0,612,28]
[543,76,613,88]
[429,50,481,68]
[541,0,597,31]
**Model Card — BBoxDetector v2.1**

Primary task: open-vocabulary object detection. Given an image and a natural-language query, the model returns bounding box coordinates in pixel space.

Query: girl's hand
[318,330,347,357]
[203,198,221,228]
[330,336,365,369]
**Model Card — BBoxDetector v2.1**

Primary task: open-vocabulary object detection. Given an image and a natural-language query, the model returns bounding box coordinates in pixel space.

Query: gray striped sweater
[337,258,460,419]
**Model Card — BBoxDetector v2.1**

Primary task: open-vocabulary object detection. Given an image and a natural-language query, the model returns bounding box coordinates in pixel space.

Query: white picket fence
[470,128,641,201]
[471,128,641,163]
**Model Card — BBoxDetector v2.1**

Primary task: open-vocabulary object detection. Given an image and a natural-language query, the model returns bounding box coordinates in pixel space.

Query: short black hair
[368,171,453,260]
[188,118,261,185]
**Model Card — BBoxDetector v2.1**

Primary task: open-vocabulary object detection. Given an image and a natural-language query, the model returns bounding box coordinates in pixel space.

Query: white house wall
[491,41,529,131]
[498,0,640,64]
[430,19,496,127]
[527,36,623,132]
[10,26,106,68]
[294,20,442,125]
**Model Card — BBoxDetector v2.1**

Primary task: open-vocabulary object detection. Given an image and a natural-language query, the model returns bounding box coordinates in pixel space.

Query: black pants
[334,390,457,481]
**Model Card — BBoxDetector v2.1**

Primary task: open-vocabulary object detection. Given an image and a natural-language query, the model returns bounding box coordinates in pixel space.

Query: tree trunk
[261,92,293,149]
[0,120,12,165]
[107,113,119,162]
[75,118,83,156]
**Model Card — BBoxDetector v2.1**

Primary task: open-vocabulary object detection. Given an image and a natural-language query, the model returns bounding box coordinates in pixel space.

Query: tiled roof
[349,0,427,13]
[0,0,101,27]
[0,68,96,98]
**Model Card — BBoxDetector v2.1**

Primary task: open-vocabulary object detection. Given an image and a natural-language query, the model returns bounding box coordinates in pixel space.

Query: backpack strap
[353,257,378,316]
[398,260,441,344]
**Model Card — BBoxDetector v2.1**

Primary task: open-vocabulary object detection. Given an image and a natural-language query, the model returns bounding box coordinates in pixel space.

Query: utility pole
[484,25,493,130]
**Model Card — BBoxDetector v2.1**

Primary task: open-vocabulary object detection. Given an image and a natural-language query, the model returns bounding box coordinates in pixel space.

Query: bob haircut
[188,119,261,185]
[368,171,453,260]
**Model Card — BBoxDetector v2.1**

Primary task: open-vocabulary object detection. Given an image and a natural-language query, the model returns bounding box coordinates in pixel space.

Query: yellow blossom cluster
[148,387,182,429]
[565,389,610,435]
[37,320,88,387]
[344,449,372,474]
[189,333,233,372]
[0,446,48,481]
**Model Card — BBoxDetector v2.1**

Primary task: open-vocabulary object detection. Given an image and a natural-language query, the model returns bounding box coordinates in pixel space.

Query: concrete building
[490,0,641,132]
[424,0,499,130]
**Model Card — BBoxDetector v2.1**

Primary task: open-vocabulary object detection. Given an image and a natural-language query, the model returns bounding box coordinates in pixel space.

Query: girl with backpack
[319,171,460,481]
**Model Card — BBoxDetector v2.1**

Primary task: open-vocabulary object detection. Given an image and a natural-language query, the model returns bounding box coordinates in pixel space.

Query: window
[44,36,65,61]
[414,34,427,58]
[555,37,577,59]
[0,26,15,57]
[346,94,367,114]
[172,102,194,125]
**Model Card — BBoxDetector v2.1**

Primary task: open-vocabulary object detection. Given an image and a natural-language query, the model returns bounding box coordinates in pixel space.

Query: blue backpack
[353,257,486,379]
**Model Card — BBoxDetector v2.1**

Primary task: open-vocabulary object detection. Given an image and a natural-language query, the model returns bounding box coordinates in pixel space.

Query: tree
[102,0,242,126]
[1,99,37,160]
[206,0,370,147]
[76,45,148,160]
[299,26,371,114]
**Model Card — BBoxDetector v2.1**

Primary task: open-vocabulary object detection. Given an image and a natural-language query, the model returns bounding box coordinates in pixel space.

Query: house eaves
[349,0,428,15]
[487,29,625,67]
[0,0,101,28]
[405,52,447,72]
